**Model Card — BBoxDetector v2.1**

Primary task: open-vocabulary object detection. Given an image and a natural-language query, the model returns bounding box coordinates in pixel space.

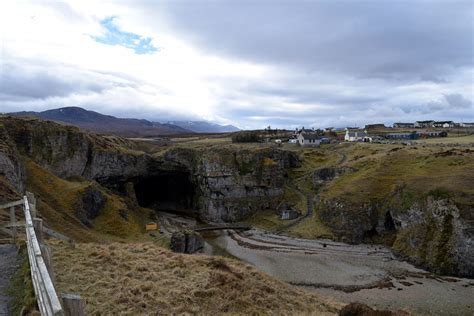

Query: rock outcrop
[75,184,107,227]
[190,148,299,222]
[170,230,204,253]
[319,200,380,243]
[0,117,300,223]
[0,123,25,198]
[391,196,474,277]
[312,167,355,190]
[319,191,473,277]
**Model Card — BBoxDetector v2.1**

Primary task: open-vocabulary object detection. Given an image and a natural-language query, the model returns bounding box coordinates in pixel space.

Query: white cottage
[344,130,371,142]
[297,133,321,146]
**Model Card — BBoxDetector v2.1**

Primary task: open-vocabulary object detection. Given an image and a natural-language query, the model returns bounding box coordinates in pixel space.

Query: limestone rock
[170,231,204,253]
[75,184,107,227]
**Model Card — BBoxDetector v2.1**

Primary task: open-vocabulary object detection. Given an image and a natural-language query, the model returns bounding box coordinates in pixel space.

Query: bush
[231,131,262,143]
[428,188,451,200]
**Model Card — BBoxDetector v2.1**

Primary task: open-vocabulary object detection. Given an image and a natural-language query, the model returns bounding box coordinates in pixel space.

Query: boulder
[170,230,204,254]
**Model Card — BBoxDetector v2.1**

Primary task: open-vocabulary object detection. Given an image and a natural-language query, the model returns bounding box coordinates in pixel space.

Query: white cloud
[0,0,472,129]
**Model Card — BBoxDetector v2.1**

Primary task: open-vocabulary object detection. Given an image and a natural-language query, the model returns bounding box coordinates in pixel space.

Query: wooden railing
[23,195,64,316]
[1,194,85,316]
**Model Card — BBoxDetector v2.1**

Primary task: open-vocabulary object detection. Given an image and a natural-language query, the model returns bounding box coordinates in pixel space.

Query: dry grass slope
[25,159,148,242]
[51,241,341,315]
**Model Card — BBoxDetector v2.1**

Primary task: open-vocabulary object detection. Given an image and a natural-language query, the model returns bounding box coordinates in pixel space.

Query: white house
[297,133,321,146]
[433,121,454,128]
[344,130,371,142]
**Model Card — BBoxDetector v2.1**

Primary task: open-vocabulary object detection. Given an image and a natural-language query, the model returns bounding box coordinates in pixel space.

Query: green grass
[285,210,334,239]
[414,134,474,144]
[320,144,474,207]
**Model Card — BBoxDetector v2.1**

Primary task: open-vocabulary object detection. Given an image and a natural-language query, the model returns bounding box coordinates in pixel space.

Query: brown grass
[24,159,150,242]
[51,241,341,315]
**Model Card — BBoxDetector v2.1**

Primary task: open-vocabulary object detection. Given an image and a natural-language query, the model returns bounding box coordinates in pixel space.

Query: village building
[433,121,454,128]
[393,122,415,128]
[386,132,419,140]
[280,209,301,220]
[297,133,321,146]
[420,131,448,138]
[344,130,371,142]
[461,122,474,128]
[415,120,434,128]
[365,124,386,129]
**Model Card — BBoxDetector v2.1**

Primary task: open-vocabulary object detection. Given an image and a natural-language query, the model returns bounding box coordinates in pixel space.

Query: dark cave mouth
[134,172,196,214]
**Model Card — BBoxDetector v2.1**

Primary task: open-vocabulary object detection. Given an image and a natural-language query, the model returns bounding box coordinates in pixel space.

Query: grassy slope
[51,241,341,315]
[241,145,338,238]
[25,159,150,242]
[322,143,474,207]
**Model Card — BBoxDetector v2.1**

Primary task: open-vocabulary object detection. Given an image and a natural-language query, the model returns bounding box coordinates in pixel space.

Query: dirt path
[0,245,19,315]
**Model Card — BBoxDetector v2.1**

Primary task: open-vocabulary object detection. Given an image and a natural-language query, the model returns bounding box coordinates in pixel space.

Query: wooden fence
[1,193,85,316]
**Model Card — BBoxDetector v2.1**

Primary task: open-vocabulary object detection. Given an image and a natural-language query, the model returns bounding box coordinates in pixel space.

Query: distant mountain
[168,120,240,133]
[10,107,190,137]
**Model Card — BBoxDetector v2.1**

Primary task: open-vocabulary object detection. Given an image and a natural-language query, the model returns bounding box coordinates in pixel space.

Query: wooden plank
[34,218,44,244]
[23,195,64,316]
[42,227,72,242]
[61,293,86,316]
[26,230,49,316]
[10,206,17,244]
[2,221,26,228]
[26,192,37,218]
[0,199,23,209]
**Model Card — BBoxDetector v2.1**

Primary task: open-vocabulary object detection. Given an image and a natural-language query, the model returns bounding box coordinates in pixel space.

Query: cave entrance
[384,211,396,231]
[134,172,196,214]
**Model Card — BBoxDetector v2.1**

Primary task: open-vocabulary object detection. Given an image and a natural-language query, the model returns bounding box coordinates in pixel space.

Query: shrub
[427,188,451,200]
[231,131,262,143]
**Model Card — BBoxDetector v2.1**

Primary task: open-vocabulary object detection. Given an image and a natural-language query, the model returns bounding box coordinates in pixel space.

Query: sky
[0,0,473,129]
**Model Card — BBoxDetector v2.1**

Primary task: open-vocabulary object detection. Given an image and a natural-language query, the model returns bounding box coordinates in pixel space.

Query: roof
[387,133,416,136]
[416,120,434,123]
[301,134,321,140]
[347,131,367,137]
[393,122,414,125]
[434,121,453,124]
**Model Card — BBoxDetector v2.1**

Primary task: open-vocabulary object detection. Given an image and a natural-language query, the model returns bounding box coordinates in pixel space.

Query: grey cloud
[154,0,473,81]
[0,61,139,101]
[444,93,472,109]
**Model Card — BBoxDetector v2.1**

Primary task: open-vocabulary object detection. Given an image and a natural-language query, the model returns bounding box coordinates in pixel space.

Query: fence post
[40,244,56,285]
[26,192,37,218]
[61,293,85,316]
[33,218,44,244]
[10,206,17,244]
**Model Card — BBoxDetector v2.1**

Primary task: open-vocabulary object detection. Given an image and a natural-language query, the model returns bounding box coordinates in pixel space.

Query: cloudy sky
[0,0,472,129]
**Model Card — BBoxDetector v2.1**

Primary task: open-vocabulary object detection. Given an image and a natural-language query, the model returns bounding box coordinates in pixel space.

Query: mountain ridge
[9,106,239,137]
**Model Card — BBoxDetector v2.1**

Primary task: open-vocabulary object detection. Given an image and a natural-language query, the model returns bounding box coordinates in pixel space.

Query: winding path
[0,245,19,315]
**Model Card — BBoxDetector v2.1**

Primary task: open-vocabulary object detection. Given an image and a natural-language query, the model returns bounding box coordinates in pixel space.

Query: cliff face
[313,144,474,278]
[0,123,24,201]
[190,148,299,222]
[319,195,473,277]
[0,117,299,223]
[1,117,153,183]
[391,196,473,277]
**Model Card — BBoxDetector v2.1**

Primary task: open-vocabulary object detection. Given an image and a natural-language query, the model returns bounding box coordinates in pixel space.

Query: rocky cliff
[0,116,299,223]
[315,145,474,278]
